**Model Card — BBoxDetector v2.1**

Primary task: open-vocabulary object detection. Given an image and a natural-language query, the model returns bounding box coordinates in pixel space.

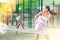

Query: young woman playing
[34,6,57,40]
[15,14,24,34]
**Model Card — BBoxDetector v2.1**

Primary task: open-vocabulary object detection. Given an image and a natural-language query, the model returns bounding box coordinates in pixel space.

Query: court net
[0,22,60,34]
[2,27,60,34]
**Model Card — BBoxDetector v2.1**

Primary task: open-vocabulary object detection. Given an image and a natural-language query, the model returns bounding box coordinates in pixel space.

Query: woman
[34,6,57,40]
[15,14,24,34]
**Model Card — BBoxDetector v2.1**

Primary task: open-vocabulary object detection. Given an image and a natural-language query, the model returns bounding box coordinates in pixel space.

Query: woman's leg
[20,21,25,29]
[15,24,20,34]
[45,34,49,40]
[21,24,24,29]
[35,33,39,40]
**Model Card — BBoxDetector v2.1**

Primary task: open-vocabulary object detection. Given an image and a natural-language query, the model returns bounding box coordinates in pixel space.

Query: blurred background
[0,0,60,40]
[0,0,60,28]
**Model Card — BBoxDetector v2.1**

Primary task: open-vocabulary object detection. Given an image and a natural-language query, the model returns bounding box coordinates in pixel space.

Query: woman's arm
[34,11,42,21]
[50,16,52,24]
[49,15,53,28]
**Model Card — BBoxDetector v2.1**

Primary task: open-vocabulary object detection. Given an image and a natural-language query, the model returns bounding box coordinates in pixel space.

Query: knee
[35,33,39,37]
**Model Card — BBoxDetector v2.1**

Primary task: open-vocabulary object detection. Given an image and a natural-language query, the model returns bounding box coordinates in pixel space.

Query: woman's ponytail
[49,11,57,16]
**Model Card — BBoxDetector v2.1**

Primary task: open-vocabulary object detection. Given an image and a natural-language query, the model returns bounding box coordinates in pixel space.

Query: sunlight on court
[49,29,60,40]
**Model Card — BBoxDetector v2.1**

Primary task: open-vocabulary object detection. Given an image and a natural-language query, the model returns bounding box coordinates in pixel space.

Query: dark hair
[46,6,50,11]
[45,6,57,16]
[49,11,57,16]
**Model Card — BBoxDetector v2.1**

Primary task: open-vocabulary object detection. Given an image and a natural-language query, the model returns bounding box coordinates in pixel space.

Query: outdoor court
[0,24,60,40]
[0,0,60,40]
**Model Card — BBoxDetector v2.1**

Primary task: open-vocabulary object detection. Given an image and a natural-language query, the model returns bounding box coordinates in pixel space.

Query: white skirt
[35,22,47,34]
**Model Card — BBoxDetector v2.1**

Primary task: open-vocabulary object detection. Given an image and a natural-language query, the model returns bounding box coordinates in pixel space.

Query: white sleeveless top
[16,16,20,21]
[35,12,51,24]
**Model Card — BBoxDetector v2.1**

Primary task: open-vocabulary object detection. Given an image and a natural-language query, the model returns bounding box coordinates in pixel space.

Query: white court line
[4,27,60,34]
